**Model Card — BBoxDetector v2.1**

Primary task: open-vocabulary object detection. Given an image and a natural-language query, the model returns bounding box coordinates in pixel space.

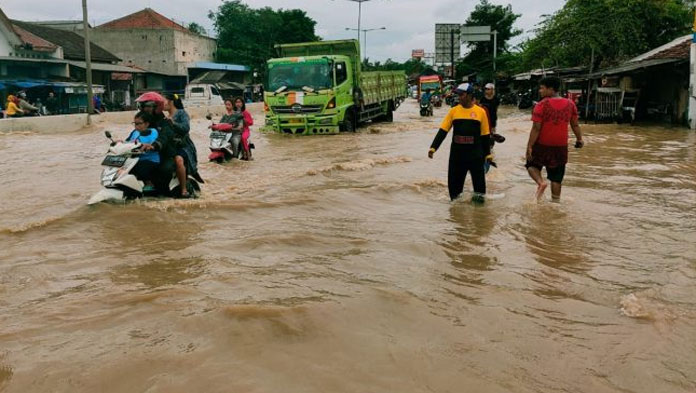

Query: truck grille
[272,104,323,114]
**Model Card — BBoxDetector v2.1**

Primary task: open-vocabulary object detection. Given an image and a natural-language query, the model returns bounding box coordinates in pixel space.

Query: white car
[183,83,224,107]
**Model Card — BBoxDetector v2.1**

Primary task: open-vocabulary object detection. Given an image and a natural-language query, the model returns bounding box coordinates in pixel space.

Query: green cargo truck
[262,39,407,135]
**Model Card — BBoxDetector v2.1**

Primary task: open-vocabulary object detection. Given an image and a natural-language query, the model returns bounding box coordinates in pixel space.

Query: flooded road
[0,100,695,392]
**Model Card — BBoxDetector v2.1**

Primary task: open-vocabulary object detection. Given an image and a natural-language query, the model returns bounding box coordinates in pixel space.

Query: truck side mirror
[104,131,112,139]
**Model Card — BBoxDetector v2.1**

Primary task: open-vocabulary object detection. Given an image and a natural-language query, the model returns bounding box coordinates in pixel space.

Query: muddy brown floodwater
[0,100,695,393]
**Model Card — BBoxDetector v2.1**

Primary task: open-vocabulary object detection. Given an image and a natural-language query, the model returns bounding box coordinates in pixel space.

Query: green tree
[456,0,522,81]
[187,22,206,35]
[520,0,692,70]
[209,0,320,80]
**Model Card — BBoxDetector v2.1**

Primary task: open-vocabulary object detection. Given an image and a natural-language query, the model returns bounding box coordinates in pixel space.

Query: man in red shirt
[526,77,584,200]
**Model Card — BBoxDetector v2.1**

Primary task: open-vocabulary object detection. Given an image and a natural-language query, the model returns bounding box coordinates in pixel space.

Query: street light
[345,27,386,61]
[338,0,372,51]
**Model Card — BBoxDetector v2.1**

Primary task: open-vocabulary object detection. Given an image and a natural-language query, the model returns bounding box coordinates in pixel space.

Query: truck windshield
[268,62,332,91]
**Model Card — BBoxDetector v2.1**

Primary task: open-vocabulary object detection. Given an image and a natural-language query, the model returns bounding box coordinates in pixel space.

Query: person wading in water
[525,76,584,201]
[428,83,492,202]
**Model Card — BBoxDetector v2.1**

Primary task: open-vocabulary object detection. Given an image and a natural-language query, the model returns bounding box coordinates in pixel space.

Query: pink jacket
[241,110,253,134]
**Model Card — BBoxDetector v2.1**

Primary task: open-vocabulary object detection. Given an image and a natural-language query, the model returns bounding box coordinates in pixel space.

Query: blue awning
[0,80,104,93]
[188,62,249,72]
[13,81,44,88]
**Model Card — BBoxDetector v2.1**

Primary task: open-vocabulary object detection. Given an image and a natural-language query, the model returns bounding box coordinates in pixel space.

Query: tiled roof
[12,21,120,62]
[98,8,188,32]
[629,35,691,62]
[11,24,57,52]
[646,39,689,61]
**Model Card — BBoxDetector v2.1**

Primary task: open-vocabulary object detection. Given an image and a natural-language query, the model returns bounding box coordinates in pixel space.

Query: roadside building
[9,20,142,111]
[89,8,248,95]
[585,35,690,125]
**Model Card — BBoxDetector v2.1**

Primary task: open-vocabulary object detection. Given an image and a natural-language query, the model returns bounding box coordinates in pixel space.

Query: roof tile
[98,8,188,33]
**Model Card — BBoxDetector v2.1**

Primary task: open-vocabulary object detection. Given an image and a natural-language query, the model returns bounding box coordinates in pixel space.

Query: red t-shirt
[531,97,578,146]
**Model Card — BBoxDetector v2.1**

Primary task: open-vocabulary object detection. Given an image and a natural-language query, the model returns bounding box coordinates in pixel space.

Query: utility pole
[690,8,696,129]
[492,30,498,73]
[82,0,94,123]
[585,47,595,121]
[450,29,456,80]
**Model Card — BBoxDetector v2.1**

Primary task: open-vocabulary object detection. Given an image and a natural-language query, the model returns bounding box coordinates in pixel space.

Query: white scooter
[88,131,200,204]
[208,129,238,163]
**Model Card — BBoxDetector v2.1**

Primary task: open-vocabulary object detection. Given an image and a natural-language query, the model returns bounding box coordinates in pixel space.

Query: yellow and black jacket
[430,104,491,161]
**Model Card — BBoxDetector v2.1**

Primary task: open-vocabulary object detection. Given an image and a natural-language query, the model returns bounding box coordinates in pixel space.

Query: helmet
[135,92,166,113]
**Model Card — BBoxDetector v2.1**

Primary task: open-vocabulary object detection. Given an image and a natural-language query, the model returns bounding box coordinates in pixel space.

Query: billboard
[460,26,491,42]
[412,49,425,59]
[435,23,461,64]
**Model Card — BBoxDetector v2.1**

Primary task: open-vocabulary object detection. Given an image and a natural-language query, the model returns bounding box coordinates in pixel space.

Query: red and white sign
[412,49,425,59]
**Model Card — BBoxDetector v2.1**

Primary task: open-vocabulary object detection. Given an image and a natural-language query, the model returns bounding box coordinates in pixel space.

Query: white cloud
[1,0,565,62]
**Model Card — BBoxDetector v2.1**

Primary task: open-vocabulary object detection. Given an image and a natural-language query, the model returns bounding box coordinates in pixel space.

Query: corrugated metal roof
[66,61,144,73]
[588,58,684,78]
[188,62,249,72]
[11,20,120,62]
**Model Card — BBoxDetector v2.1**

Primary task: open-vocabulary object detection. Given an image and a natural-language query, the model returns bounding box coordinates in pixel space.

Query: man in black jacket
[428,83,492,202]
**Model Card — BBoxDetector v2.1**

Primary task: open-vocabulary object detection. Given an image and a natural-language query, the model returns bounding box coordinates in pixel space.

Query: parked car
[183,83,224,107]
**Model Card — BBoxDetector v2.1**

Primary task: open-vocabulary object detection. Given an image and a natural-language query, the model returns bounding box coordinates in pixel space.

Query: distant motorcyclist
[421,89,433,105]
[17,92,39,116]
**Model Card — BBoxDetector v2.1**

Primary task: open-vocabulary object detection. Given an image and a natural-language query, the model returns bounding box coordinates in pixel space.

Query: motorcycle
[419,97,434,117]
[431,94,443,108]
[207,114,254,163]
[88,131,200,204]
[517,90,534,110]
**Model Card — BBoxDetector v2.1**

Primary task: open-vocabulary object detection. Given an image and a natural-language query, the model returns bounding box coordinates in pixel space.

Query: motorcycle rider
[164,93,202,198]
[17,91,39,116]
[210,98,244,159]
[421,89,433,105]
[420,89,433,116]
[125,111,160,183]
[136,92,179,196]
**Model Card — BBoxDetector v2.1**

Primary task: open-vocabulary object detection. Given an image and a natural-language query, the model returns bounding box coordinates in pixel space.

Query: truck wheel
[341,109,357,132]
[384,109,394,122]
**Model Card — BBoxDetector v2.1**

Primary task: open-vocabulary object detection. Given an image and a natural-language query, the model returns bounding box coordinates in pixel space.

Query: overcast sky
[2,0,566,62]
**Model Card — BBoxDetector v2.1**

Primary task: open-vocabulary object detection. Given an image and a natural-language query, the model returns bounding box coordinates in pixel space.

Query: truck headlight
[326,97,336,109]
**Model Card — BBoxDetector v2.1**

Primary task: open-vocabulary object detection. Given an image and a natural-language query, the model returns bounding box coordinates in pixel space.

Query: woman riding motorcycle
[164,93,202,198]
[134,92,183,196]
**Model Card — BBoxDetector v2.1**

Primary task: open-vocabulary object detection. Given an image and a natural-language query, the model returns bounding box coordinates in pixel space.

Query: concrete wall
[90,28,216,77]
[173,31,216,75]
[0,34,12,57]
[0,104,230,133]
[90,28,178,75]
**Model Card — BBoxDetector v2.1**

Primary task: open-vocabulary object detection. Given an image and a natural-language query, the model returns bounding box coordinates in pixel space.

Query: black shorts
[525,161,566,183]
[130,160,159,182]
